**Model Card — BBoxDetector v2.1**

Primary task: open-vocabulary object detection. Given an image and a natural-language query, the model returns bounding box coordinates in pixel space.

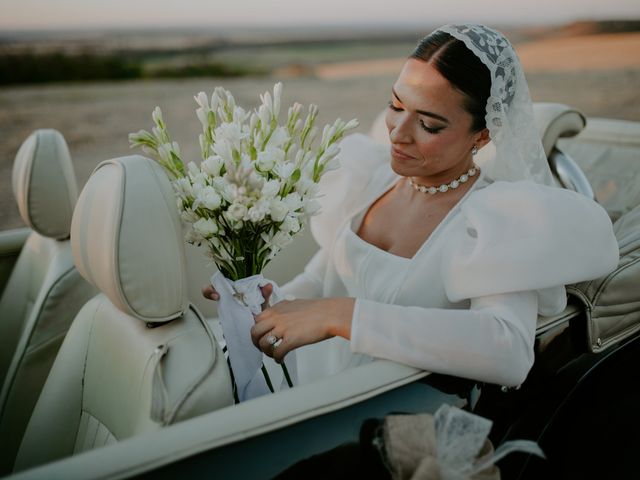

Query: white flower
[239,152,252,172]
[256,147,284,172]
[296,177,318,196]
[324,143,340,159]
[191,172,208,187]
[269,199,289,222]
[174,177,193,197]
[247,202,268,223]
[272,230,293,249]
[198,186,222,210]
[249,112,259,133]
[152,106,163,126]
[215,123,246,151]
[187,161,200,177]
[266,126,289,149]
[233,106,249,124]
[212,138,234,164]
[273,82,283,117]
[202,155,224,177]
[227,202,248,221]
[157,143,173,164]
[257,107,270,135]
[260,91,273,114]
[180,209,198,223]
[247,171,265,192]
[274,161,295,180]
[281,214,300,234]
[283,192,303,212]
[222,182,239,203]
[194,91,209,110]
[199,134,208,157]
[306,126,318,146]
[184,226,201,244]
[343,118,359,131]
[305,199,322,215]
[261,179,281,199]
[196,108,208,128]
[211,88,223,110]
[193,218,218,238]
[211,176,228,194]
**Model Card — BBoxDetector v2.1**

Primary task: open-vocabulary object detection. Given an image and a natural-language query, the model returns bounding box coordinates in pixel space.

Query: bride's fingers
[201,285,219,301]
[250,319,274,348]
[260,284,273,310]
[273,338,291,363]
[257,331,281,354]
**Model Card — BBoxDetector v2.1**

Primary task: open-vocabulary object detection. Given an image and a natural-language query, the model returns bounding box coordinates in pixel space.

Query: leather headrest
[71,156,188,322]
[533,103,586,157]
[12,129,78,239]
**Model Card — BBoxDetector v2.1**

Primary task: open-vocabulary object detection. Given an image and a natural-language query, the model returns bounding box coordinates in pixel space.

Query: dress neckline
[349,166,487,261]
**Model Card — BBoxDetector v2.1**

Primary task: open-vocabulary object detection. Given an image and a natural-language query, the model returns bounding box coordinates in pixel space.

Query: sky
[1,0,639,30]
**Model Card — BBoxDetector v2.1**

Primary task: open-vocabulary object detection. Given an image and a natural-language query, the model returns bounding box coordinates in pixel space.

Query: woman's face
[385,58,488,182]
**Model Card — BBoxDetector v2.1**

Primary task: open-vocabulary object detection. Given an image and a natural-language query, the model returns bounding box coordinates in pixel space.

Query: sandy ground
[1,32,639,230]
[314,32,640,78]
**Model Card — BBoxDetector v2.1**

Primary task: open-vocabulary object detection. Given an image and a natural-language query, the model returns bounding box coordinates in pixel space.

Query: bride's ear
[474,128,491,150]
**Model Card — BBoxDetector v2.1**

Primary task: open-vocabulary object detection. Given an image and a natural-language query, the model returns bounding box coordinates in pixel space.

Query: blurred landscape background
[1,10,640,229]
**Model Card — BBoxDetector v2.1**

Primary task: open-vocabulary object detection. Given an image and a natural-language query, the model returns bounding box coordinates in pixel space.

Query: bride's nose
[387,112,412,144]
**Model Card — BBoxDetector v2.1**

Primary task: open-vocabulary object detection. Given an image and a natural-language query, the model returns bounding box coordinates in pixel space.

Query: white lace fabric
[438,24,555,186]
[382,405,544,480]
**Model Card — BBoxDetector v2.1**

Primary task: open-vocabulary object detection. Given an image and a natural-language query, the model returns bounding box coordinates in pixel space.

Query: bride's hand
[202,283,274,310]
[250,298,355,362]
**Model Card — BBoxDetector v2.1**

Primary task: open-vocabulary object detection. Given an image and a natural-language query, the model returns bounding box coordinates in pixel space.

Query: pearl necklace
[409,165,479,195]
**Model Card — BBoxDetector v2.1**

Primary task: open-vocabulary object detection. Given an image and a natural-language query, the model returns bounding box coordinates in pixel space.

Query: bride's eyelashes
[419,120,443,134]
[387,101,443,135]
[387,100,402,112]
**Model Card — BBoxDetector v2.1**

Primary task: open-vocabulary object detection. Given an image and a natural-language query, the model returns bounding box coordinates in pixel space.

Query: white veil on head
[436,24,555,186]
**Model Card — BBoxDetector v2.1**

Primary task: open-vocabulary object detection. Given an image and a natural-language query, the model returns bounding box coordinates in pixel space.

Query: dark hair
[411,31,490,132]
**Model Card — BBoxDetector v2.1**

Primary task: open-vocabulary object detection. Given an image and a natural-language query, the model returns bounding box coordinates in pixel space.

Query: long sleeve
[350,291,538,387]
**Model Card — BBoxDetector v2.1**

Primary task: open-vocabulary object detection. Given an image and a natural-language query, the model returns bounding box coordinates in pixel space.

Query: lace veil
[437,24,555,186]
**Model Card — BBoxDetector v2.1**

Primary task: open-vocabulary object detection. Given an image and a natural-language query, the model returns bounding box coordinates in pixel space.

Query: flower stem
[281,363,294,388]
[261,364,275,393]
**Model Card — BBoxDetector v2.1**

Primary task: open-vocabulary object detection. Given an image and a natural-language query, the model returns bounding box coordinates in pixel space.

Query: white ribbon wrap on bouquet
[383,404,545,479]
[211,271,297,402]
[435,404,545,479]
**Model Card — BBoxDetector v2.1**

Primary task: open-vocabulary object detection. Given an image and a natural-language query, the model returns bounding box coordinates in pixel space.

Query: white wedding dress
[280,134,619,387]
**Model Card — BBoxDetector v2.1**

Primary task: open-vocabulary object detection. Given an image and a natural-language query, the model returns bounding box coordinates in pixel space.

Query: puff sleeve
[441,181,619,315]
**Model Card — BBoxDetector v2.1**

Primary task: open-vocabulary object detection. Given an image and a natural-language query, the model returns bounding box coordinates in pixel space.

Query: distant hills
[1,19,638,85]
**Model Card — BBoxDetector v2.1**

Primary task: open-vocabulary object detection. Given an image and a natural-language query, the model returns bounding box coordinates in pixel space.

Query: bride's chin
[390,158,418,177]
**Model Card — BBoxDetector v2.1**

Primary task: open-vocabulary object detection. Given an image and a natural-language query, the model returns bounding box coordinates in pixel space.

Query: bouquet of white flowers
[129,83,357,401]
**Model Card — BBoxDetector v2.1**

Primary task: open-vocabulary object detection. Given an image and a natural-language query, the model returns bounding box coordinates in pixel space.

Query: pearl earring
[471,145,478,156]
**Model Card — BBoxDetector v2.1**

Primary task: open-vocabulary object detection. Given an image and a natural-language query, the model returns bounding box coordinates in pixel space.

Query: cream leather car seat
[13,155,233,472]
[0,130,96,475]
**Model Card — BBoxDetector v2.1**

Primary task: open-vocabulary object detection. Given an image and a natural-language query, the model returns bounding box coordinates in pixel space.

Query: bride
[204,24,618,388]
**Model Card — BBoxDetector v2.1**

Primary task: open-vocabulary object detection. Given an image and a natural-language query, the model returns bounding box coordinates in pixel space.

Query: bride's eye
[420,120,443,134]
[387,100,403,112]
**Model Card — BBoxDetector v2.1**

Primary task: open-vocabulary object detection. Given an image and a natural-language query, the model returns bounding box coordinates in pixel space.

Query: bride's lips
[391,146,415,160]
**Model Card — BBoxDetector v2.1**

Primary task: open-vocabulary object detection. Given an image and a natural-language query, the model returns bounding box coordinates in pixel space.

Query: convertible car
[0,103,638,479]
